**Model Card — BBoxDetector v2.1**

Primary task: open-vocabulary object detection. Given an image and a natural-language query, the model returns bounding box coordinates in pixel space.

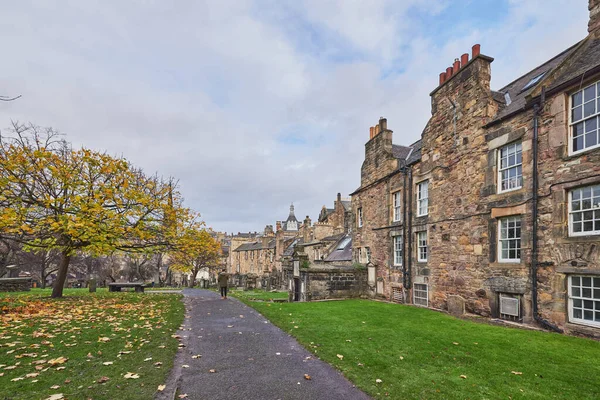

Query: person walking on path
[217,269,230,299]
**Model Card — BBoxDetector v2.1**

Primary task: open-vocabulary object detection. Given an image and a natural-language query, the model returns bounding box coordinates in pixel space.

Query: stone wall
[299,267,367,301]
[0,278,32,292]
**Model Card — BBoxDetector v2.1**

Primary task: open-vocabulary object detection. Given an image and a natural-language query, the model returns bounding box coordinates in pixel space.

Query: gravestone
[447,295,466,316]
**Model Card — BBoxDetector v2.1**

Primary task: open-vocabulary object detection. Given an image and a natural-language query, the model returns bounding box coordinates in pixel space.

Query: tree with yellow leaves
[0,123,187,297]
[171,223,221,288]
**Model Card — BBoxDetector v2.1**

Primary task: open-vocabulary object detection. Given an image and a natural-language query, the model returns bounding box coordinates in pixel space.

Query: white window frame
[392,191,401,222]
[413,283,428,307]
[417,231,427,262]
[357,207,363,228]
[569,81,600,155]
[417,181,429,217]
[393,235,403,266]
[365,247,371,263]
[498,216,521,263]
[568,275,600,328]
[568,184,600,237]
[497,141,523,193]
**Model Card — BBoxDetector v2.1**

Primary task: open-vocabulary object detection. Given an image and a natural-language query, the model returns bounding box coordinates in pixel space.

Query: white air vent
[500,295,519,317]
[391,286,403,303]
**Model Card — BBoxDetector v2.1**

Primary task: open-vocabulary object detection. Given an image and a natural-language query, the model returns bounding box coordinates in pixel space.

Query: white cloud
[0,0,589,233]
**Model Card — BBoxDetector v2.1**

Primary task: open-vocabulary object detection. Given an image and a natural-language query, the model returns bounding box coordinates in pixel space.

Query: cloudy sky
[0,0,589,233]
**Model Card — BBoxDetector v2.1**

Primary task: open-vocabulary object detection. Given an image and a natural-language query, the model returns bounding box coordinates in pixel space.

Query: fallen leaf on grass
[154,362,163,367]
[50,385,60,389]
[460,375,467,379]
[48,357,68,366]
[102,362,113,366]
[26,373,39,378]
[376,379,382,383]
[144,358,152,362]
[124,372,140,379]
[44,394,64,400]
[336,354,344,360]
[11,377,24,382]
[98,337,110,342]
[97,376,110,384]
[452,342,459,345]
[56,367,66,371]
[511,371,523,375]
[304,374,311,380]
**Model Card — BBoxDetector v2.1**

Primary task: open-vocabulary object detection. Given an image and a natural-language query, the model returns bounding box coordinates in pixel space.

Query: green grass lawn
[225,288,288,302]
[0,289,184,400]
[247,299,600,400]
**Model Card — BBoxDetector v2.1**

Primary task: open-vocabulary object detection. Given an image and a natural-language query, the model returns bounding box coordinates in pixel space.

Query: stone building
[353,0,600,337]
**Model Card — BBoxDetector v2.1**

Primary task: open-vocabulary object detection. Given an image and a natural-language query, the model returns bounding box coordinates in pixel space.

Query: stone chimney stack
[276,221,282,232]
[590,0,600,36]
[303,216,312,242]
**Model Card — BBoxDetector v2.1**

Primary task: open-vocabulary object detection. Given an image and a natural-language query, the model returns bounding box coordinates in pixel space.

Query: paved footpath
[158,288,370,400]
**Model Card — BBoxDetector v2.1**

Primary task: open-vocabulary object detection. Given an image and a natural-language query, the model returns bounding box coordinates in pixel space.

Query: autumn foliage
[170,224,221,287]
[0,123,194,297]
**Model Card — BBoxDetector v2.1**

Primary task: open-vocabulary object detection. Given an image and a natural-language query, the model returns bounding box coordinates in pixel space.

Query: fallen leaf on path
[192,355,201,359]
[304,374,311,380]
[209,369,216,373]
[182,365,189,368]
[157,384,166,391]
[178,395,188,399]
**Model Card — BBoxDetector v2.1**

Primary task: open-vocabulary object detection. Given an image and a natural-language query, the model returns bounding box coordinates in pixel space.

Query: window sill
[563,145,600,160]
[490,262,526,269]
[565,321,600,334]
[497,186,525,196]
[557,235,600,244]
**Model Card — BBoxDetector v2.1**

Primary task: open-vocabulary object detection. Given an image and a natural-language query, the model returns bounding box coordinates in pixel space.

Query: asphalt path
[159,288,370,400]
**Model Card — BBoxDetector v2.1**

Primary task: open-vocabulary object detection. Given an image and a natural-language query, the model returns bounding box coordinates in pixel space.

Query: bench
[108,282,146,293]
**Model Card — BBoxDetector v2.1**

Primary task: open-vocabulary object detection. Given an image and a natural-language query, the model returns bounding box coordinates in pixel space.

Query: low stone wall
[300,267,367,301]
[0,278,32,292]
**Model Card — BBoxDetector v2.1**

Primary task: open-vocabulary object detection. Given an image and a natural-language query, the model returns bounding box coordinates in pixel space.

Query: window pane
[572,276,580,286]
[586,132,598,148]
[572,287,581,297]
[584,310,593,320]
[584,85,596,102]
[574,299,582,307]
[584,100,596,118]
[573,222,582,232]
[583,288,592,298]
[572,106,583,121]
[585,117,598,132]
[594,278,600,288]
[574,135,584,152]
[574,309,583,319]
[573,91,583,107]
[583,277,592,286]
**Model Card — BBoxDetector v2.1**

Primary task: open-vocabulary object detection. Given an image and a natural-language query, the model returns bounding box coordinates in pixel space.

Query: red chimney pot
[453,58,460,72]
[439,72,446,85]
[446,66,453,77]
[461,53,469,66]
[472,44,481,58]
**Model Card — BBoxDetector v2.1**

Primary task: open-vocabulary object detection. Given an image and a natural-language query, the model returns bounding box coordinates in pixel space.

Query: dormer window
[521,71,546,92]
[570,81,600,154]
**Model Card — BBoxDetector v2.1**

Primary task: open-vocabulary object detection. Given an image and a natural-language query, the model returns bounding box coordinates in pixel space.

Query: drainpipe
[531,88,563,333]
[402,165,408,288]
[407,166,414,292]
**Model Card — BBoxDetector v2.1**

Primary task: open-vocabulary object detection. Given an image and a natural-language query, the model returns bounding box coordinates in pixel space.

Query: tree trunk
[51,251,71,298]
[189,267,198,288]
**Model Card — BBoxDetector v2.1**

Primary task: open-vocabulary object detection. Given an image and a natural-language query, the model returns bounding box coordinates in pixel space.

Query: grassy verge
[225,288,288,302]
[0,289,184,400]
[247,299,600,400]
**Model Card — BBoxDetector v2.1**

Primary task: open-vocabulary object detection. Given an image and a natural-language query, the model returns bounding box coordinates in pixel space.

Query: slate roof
[405,139,422,166]
[320,232,346,242]
[233,239,275,252]
[282,238,302,257]
[488,41,581,125]
[341,200,351,211]
[392,144,412,160]
[548,38,600,92]
[324,235,352,262]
